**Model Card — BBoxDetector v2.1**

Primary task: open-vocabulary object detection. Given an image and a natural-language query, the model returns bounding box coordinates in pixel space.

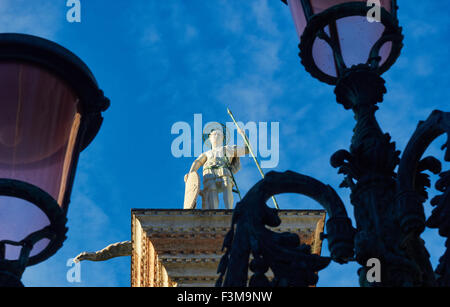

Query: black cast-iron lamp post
[0,33,109,287]
[216,1,450,287]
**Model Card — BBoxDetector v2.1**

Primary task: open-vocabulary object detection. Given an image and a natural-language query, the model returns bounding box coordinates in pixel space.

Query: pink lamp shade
[0,34,109,278]
[286,0,394,78]
[0,61,81,260]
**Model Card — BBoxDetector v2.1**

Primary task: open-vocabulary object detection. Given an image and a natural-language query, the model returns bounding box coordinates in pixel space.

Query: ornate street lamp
[282,0,403,85]
[217,1,450,287]
[280,0,450,286]
[0,33,109,287]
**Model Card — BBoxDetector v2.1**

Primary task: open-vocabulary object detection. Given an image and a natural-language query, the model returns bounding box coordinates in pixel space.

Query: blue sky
[1,0,449,287]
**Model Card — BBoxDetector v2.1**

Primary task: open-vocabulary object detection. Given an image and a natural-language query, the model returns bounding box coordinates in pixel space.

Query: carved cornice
[145,227,316,236]
[172,276,218,283]
[160,257,220,264]
[131,209,326,287]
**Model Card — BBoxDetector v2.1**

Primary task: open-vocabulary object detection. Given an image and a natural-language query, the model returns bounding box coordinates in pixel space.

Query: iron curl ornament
[216,171,355,287]
[397,110,450,287]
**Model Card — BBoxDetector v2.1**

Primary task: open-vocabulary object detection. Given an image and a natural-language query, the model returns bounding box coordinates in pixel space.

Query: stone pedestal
[131,209,326,287]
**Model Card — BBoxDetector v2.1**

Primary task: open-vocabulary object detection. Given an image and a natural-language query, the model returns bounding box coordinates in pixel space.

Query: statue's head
[209,129,224,148]
[202,122,229,149]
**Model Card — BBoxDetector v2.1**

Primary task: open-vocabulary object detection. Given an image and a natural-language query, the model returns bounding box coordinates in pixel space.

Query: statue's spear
[227,108,280,210]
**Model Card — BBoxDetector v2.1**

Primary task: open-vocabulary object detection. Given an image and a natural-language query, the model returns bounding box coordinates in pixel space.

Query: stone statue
[184,127,248,210]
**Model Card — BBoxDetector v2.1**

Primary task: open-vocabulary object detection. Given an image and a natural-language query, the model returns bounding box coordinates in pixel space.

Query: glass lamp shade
[282,0,403,84]
[0,34,109,267]
[0,61,80,260]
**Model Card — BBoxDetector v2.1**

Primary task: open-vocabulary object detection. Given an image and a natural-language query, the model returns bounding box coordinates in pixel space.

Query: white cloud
[250,0,280,37]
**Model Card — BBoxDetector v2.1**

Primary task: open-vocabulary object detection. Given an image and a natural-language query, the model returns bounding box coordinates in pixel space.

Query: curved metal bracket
[397,110,450,286]
[0,179,68,267]
[397,110,450,234]
[216,171,355,287]
[0,225,57,286]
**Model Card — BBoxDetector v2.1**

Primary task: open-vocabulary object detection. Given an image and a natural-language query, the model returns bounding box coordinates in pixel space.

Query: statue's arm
[232,144,250,157]
[74,241,132,263]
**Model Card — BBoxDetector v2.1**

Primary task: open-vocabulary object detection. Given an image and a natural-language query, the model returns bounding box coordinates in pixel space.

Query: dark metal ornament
[216,171,355,287]
[331,65,450,286]
[331,65,421,286]
[398,111,450,286]
[0,179,68,284]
